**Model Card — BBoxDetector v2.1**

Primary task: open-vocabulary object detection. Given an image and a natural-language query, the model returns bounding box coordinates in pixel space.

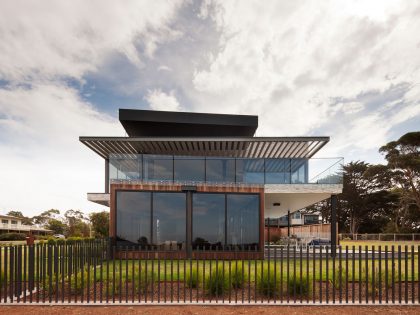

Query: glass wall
[153,192,186,249]
[235,159,265,184]
[116,191,151,246]
[291,159,308,183]
[143,155,173,181]
[109,154,141,180]
[110,154,317,184]
[265,159,291,184]
[115,190,260,250]
[205,158,235,183]
[174,157,205,182]
[109,154,343,185]
[226,194,260,248]
[192,193,225,249]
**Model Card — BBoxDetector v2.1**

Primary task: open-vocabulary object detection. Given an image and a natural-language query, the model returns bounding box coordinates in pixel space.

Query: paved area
[1,305,420,315]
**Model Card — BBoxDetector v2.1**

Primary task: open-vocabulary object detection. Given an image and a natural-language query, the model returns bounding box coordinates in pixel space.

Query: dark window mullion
[225,194,227,247]
[150,192,153,247]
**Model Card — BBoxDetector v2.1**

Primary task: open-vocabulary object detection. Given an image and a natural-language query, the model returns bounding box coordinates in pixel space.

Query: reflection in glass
[192,193,225,249]
[206,158,235,183]
[109,154,141,180]
[291,159,307,183]
[153,192,186,249]
[144,155,173,181]
[116,191,151,247]
[227,194,259,249]
[236,159,264,184]
[265,159,291,184]
[174,157,205,182]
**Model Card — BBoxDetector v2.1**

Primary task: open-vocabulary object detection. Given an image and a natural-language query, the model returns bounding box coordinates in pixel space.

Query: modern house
[0,214,51,236]
[80,109,342,258]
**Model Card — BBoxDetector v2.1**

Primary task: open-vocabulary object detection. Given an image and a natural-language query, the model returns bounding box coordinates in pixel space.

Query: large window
[192,193,225,249]
[174,156,205,182]
[291,159,307,183]
[206,158,235,183]
[227,194,259,249]
[115,190,260,250]
[152,192,186,249]
[143,155,173,181]
[109,154,311,184]
[235,159,264,184]
[265,159,291,184]
[116,191,151,246]
[109,154,141,180]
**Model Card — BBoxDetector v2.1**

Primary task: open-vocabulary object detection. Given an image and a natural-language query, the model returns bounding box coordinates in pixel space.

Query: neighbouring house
[265,211,321,228]
[0,215,51,236]
[80,109,343,258]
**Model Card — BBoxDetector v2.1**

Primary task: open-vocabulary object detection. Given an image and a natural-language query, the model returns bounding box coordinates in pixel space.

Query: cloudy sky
[0,0,419,216]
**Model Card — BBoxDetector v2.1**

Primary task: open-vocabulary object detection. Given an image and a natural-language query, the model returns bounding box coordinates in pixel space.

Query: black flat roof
[119,109,258,137]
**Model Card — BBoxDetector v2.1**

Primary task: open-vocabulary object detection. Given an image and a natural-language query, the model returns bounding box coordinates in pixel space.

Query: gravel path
[1,305,420,315]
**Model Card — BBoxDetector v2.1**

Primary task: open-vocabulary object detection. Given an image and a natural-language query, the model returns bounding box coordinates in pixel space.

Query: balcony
[108,154,343,186]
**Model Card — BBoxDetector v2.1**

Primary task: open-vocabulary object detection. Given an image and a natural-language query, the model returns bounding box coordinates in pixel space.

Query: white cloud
[190,0,420,145]
[0,0,184,216]
[145,89,182,111]
[0,0,183,82]
[0,84,123,215]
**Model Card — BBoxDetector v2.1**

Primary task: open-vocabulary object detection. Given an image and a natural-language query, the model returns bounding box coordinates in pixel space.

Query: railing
[0,240,419,304]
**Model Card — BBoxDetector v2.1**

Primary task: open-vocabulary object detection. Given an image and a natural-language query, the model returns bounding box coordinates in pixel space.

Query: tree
[6,211,33,225]
[380,131,420,212]
[46,218,66,235]
[64,209,90,237]
[89,211,109,238]
[338,161,394,234]
[33,209,60,226]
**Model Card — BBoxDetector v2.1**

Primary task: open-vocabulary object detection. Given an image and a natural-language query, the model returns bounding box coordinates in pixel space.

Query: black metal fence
[0,241,419,304]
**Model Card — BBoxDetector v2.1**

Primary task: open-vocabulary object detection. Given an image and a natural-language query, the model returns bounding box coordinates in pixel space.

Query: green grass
[340,240,420,250]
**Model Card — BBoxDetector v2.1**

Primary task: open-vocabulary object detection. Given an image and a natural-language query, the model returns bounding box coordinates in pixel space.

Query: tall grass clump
[287,275,311,297]
[257,268,279,297]
[230,263,248,289]
[329,265,346,289]
[206,264,229,296]
[186,267,200,288]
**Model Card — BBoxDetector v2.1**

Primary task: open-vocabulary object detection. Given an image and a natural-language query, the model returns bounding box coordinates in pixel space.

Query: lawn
[340,240,420,250]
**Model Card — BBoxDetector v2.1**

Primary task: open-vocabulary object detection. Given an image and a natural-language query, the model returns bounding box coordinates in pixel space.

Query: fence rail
[0,240,419,305]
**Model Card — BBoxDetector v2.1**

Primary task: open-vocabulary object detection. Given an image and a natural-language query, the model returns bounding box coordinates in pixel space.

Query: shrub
[230,263,247,289]
[56,239,66,245]
[47,238,57,245]
[206,265,229,296]
[0,233,27,241]
[186,267,200,288]
[66,237,83,244]
[35,235,49,240]
[257,268,279,297]
[287,275,311,297]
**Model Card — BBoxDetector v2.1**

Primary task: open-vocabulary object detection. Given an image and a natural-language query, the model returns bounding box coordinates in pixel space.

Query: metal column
[105,159,109,194]
[331,195,337,257]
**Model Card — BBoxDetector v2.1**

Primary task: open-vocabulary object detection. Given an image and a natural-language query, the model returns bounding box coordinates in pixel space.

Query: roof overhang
[79,136,329,159]
[119,109,258,137]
